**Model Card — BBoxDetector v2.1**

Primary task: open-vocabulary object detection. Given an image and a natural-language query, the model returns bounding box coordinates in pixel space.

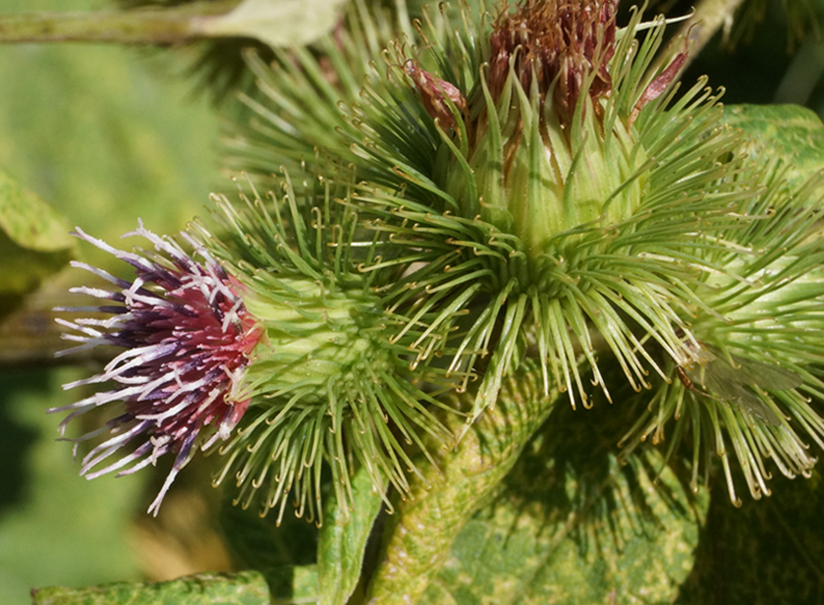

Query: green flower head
[231,0,824,505]
[199,174,455,524]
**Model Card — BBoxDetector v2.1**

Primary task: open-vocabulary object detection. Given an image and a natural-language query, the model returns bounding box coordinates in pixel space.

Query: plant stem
[673,0,747,69]
[0,1,238,45]
[362,363,561,604]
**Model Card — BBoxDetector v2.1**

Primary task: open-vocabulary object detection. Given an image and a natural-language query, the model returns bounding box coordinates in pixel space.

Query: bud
[226,0,824,507]
[441,0,686,254]
[197,176,454,524]
[403,59,468,131]
[487,0,617,124]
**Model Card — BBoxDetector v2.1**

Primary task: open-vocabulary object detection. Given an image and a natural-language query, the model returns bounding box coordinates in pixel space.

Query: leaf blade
[722,104,824,194]
[31,570,271,605]
[317,467,383,605]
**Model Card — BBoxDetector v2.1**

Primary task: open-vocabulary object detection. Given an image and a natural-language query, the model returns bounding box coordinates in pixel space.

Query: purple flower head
[52,221,262,515]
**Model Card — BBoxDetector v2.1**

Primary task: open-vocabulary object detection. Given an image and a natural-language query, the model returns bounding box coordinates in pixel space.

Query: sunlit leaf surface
[421,403,708,605]
[0,169,73,307]
[722,104,824,194]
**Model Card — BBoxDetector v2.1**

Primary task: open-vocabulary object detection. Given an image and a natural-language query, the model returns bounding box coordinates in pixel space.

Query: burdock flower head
[355,0,708,419]
[53,222,263,515]
[453,0,680,247]
[55,173,454,524]
[229,0,824,505]
[199,175,453,524]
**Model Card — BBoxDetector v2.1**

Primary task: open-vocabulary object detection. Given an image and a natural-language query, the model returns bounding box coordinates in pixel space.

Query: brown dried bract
[404,60,468,131]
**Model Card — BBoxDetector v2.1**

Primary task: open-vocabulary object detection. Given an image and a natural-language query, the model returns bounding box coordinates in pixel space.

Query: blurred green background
[1,0,823,604]
[0,1,225,603]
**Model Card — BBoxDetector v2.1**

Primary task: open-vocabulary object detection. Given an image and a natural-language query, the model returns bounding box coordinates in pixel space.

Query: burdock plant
[18,0,824,602]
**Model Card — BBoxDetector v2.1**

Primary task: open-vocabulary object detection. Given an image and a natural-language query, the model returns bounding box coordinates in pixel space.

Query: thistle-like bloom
[53,222,263,515]
[54,172,456,524]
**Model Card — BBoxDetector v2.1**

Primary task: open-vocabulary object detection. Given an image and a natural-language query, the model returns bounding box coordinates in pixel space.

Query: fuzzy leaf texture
[31,571,273,605]
[421,447,705,604]
[722,104,824,194]
[363,360,558,602]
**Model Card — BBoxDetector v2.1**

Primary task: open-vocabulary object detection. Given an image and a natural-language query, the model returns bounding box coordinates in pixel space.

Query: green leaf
[317,467,383,605]
[421,403,708,605]
[197,0,349,48]
[217,495,318,596]
[31,570,271,605]
[0,0,221,344]
[364,362,557,604]
[0,169,73,305]
[0,169,73,253]
[722,104,824,192]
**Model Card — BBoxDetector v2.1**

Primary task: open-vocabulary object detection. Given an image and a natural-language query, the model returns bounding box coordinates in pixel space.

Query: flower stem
[668,0,747,69]
[362,362,562,604]
[0,1,237,45]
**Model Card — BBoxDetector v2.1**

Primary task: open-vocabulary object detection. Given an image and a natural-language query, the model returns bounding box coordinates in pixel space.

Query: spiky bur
[52,223,263,515]
[196,174,455,525]
[353,0,711,420]
[618,163,824,505]
[231,0,686,414]
[229,0,824,504]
